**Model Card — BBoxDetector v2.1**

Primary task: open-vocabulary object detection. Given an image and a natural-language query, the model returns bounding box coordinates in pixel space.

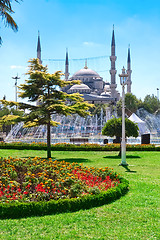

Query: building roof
[101,92,111,97]
[69,84,91,90]
[82,93,114,102]
[72,67,100,78]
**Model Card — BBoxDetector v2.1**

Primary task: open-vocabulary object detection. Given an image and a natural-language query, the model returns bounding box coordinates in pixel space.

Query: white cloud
[10,65,25,69]
[83,41,95,46]
[83,41,103,47]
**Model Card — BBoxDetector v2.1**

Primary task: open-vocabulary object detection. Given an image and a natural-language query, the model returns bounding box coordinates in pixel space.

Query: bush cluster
[0,142,159,151]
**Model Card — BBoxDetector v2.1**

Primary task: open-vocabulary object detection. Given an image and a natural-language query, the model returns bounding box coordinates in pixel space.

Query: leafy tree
[141,94,160,114]
[0,105,24,135]
[89,103,108,117]
[0,58,92,158]
[125,93,140,114]
[102,117,139,155]
[0,0,22,44]
[102,117,139,139]
[116,93,140,117]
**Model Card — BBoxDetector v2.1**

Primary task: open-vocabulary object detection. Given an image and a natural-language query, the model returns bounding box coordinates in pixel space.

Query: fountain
[4,108,160,145]
[136,108,160,144]
[5,111,109,144]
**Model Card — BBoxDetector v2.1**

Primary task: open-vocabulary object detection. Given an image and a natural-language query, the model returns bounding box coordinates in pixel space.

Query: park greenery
[0,106,23,135]
[0,58,92,158]
[0,149,159,239]
[116,92,160,116]
[0,0,22,44]
[102,117,139,139]
[0,142,159,151]
[0,156,124,204]
[88,92,160,119]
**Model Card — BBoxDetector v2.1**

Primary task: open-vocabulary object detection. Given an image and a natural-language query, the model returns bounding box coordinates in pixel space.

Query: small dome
[68,84,91,94]
[70,84,90,90]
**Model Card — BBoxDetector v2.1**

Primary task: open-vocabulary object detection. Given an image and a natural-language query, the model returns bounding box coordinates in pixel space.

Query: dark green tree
[89,103,108,117]
[102,117,139,138]
[0,0,22,44]
[141,94,160,114]
[0,58,92,158]
[116,93,140,117]
[102,117,139,155]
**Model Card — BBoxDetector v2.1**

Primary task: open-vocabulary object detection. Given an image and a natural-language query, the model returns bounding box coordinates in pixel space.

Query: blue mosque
[37,26,132,104]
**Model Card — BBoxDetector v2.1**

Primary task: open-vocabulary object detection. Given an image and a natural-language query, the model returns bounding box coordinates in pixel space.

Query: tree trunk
[47,122,51,159]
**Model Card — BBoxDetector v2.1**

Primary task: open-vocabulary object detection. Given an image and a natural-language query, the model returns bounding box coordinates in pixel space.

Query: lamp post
[157,88,159,101]
[12,74,20,110]
[119,67,128,166]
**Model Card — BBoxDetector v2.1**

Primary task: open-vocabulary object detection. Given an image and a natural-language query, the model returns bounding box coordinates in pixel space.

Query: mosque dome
[68,83,91,93]
[72,63,100,79]
[72,68,100,78]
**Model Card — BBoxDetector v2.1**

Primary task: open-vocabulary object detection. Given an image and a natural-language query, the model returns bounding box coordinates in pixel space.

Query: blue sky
[0,0,160,101]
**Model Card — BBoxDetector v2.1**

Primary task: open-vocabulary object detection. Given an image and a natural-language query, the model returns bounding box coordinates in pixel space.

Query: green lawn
[0,150,159,240]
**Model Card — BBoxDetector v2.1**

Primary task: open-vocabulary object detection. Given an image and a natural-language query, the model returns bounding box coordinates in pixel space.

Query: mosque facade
[37,27,132,104]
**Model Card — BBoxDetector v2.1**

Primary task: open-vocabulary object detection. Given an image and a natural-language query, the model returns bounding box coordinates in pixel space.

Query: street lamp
[157,88,159,101]
[119,67,128,166]
[12,74,20,110]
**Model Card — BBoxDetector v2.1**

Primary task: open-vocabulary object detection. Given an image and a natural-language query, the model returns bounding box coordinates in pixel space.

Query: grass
[0,149,159,240]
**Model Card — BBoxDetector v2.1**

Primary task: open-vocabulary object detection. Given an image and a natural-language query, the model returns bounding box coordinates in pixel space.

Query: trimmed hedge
[0,177,129,219]
[0,142,159,151]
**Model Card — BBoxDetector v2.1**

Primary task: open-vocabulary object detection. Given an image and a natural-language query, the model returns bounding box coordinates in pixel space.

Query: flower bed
[0,157,121,203]
[0,156,129,218]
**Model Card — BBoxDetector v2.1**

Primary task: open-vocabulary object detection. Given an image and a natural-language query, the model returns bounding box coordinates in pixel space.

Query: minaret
[110,25,117,100]
[84,59,88,69]
[65,48,69,80]
[37,31,42,64]
[127,45,132,93]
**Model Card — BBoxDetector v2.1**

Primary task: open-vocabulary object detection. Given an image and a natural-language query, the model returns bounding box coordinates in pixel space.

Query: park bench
[70,138,88,144]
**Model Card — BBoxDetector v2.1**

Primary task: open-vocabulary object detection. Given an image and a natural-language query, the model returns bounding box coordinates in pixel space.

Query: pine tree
[0,58,92,158]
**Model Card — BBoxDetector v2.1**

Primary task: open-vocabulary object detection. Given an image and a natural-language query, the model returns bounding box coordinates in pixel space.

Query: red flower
[23,191,29,195]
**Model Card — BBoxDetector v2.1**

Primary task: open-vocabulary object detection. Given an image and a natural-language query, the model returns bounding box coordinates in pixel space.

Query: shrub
[0,142,158,151]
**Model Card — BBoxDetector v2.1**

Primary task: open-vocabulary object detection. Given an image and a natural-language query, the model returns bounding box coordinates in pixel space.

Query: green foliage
[116,93,140,116]
[0,151,159,239]
[0,142,158,151]
[89,103,109,117]
[116,93,160,116]
[140,94,160,113]
[102,117,139,138]
[125,93,140,114]
[0,0,22,44]
[0,107,10,117]
[0,59,92,158]
[0,106,24,133]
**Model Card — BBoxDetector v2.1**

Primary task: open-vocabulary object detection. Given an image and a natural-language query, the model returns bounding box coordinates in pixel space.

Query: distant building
[37,26,132,104]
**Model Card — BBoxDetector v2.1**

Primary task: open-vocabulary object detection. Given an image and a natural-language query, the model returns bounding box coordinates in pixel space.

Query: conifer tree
[0,58,92,158]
